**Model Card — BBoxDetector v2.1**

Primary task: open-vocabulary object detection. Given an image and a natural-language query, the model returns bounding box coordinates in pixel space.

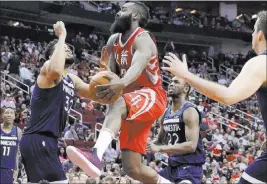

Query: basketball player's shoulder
[106,34,119,52]
[65,73,79,88]
[183,106,200,124]
[245,55,266,73]
[133,31,156,51]
[107,34,119,45]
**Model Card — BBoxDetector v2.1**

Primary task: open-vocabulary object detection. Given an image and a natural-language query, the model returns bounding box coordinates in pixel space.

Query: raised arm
[104,34,119,74]
[37,21,67,88]
[95,32,156,99]
[147,107,200,155]
[68,73,91,99]
[121,32,156,87]
[163,54,266,105]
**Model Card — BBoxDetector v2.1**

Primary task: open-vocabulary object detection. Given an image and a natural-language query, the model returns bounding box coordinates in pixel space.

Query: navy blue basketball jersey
[163,102,205,166]
[257,50,267,131]
[23,75,75,138]
[0,125,19,169]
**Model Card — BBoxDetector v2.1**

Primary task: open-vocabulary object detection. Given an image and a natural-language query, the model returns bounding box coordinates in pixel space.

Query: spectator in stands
[19,63,34,83]
[2,84,11,95]
[1,50,10,64]
[101,176,115,184]
[58,147,68,163]
[85,129,95,141]
[64,125,79,140]
[1,93,16,109]
[104,145,118,163]
[6,53,20,82]
[62,159,74,173]
[86,177,97,184]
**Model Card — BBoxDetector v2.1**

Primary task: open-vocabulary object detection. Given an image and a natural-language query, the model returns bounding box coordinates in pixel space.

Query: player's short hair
[44,39,58,60]
[2,107,16,113]
[1,107,16,117]
[256,11,267,40]
[130,1,150,28]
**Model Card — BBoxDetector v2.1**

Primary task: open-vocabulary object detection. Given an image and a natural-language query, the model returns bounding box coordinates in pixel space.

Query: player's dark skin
[146,77,200,155]
[94,2,160,184]
[1,108,22,182]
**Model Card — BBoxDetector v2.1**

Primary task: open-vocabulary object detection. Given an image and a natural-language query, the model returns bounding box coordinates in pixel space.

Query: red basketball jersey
[112,27,162,93]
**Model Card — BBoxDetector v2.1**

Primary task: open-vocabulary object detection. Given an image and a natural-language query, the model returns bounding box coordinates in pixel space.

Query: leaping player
[19,21,97,183]
[1,107,22,184]
[66,2,172,183]
[146,76,205,184]
[162,11,267,184]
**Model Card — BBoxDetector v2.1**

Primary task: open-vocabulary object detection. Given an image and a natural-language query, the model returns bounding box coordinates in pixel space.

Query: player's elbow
[217,90,239,105]
[188,142,197,153]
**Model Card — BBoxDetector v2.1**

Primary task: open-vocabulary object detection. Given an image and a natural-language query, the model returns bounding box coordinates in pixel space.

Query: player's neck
[122,24,139,41]
[63,69,68,76]
[2,123,12,130]
[171,96,186,112]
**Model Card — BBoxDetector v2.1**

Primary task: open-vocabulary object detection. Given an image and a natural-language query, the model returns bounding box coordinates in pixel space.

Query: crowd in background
[47,1,254,33]
[0,17,265,183]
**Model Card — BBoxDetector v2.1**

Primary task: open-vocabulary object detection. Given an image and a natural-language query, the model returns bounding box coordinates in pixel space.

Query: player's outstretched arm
[120,32,156,87]
[37,21,67,88]
[152,107,200,155]
[68,73,92,99]
[163,53,266,105]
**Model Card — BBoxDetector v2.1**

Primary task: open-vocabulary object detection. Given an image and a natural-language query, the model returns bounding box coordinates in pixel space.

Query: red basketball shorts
[120,86,167,154]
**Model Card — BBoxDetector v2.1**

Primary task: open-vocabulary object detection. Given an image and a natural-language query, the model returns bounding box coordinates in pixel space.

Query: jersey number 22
[167,133,179,145]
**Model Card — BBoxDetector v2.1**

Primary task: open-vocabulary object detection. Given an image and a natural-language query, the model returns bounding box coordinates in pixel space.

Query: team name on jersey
[163,118,181,132]
[63,80,74,96]
[0,136,18,146]
[164,123,181,132]
[1,140,17,146]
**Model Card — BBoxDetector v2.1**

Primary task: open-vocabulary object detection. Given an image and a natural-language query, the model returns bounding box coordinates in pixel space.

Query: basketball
[88,71,123,104]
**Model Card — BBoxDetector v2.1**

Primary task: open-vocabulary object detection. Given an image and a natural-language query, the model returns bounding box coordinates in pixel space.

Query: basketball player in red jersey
[66,2,171,183]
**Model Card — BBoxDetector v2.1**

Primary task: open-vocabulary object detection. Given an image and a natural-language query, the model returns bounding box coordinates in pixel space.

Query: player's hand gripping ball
[88,71,123,104]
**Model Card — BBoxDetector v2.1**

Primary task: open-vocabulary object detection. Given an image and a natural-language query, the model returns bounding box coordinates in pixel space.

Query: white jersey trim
[241,172,266,184]
[119,27,140,47]
[127,88,156,120]
[0,136,18,140]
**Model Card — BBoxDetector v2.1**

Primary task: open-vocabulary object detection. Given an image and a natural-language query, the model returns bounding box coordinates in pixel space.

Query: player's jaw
[65,51,75,66]
[4,117,13,124]
[110,13,132,34]
[168,85,183,97]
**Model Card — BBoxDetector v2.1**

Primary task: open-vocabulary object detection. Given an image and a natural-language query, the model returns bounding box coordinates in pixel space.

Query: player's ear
[183,84,190,95]
[258,31,265,41]
[132,12,140,21]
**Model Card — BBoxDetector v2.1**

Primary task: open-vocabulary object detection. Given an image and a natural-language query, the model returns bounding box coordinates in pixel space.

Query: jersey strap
[179,102,202,124]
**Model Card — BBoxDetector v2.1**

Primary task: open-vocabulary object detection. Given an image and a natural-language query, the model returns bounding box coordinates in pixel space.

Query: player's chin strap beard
[65,57,75,65]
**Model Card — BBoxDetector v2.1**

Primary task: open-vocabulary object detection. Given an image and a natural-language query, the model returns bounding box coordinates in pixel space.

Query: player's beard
[110,14,132,34]
[65,57,75,66]
[168,89,183,98]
